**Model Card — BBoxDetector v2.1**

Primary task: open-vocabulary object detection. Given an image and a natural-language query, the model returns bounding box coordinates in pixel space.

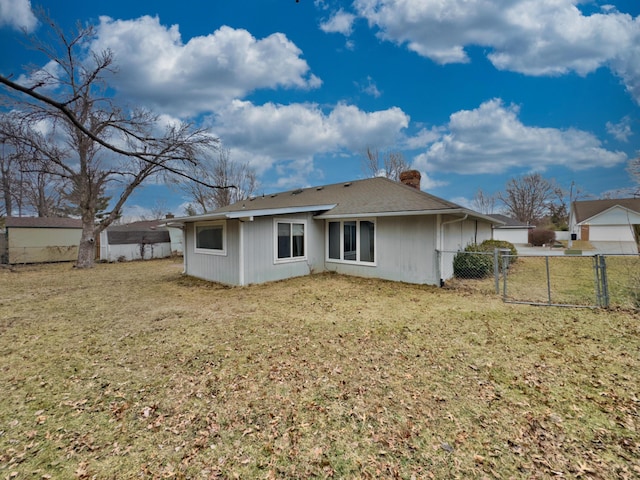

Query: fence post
[494,248,500,294]
[593,255,609,308]
[502,253,509,300]
[545,256,552,304]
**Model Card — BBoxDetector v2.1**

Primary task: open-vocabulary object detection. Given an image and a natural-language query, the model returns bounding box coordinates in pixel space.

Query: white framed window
[327,219,376,264]
[194,221,226,255]
[274,218,307,263]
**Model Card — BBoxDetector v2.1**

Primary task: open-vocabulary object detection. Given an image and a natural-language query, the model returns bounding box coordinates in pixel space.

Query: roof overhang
[165,204,337,226]
[316,208,504,224]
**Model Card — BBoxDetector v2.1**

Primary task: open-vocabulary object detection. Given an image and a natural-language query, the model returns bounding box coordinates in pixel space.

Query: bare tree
[178,148,257,213]
[498,173,562,225]
[471,188,497,214]
[0,15,224,267]
[362,147,409,181]
[0,114,68,217]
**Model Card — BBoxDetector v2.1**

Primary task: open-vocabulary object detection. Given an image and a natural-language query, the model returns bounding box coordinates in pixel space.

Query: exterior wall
[442,217,492,250]
[243,213,324,285]
[184,220,241,285]
[8,227,81,264]
[493,228,530,244]
[325,215,439,285]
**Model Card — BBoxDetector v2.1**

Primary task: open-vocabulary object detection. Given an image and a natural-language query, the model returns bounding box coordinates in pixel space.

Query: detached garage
[570,198,640,248]
[3,217,82,264]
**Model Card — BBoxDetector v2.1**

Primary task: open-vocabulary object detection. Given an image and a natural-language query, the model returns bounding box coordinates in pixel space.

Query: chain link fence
[438,249,640,309]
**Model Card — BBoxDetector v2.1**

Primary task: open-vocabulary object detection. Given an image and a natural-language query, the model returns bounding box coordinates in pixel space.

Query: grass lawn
[1,259,639,479]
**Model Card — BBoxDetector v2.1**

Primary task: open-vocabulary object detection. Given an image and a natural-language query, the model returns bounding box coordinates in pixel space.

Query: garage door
[589,225,636,242]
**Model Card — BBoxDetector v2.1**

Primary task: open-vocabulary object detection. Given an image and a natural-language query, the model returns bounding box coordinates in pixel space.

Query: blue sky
[1,0,639,219]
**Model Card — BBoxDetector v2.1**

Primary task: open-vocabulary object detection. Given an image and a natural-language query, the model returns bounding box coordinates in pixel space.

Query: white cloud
[320,8,357,36]
[606,116,633,142]
[206,100,409,183]
[91,15,321,116]
[356,76,382,98]
[0,0,37,32]
[353,0,640,103]
[413,98,627,175]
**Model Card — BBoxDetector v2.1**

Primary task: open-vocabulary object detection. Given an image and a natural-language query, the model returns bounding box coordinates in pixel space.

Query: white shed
[489,214,534,245]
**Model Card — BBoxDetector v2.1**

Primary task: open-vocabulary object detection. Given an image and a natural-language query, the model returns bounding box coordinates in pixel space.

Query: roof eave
[315,208,502,223]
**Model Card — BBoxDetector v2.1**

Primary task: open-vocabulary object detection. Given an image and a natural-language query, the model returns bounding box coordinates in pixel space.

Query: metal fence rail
[438,249,640,310]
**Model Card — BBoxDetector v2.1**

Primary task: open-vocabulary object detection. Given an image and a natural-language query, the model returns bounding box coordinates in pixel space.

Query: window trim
[326,218,376,266]
[194,220,227,256]
[273,218,308,264]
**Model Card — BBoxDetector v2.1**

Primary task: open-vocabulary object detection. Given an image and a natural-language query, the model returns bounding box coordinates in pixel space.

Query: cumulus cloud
[606,116,633,142]
[413,98,627,175]
[205,100,409,184]
[0,0,37,32]
[320,8,356,35]
[353,0,640,103]
[91,15,321,116]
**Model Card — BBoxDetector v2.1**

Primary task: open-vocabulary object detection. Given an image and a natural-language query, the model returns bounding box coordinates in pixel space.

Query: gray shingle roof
[573,198,640,224]
[205,177,467,217]
[5,217,83,229]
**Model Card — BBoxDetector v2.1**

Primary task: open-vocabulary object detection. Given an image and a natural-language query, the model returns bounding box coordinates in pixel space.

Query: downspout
[181,225,187,274]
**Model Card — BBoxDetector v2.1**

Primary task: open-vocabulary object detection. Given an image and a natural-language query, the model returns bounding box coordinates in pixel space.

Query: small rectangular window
[195,221,226,255]
[275,219,306,262]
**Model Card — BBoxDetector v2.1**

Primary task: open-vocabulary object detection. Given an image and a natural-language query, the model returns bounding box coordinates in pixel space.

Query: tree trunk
[76,220,96,268]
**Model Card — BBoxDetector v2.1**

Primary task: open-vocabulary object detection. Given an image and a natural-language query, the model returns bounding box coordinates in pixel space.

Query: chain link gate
[499,252,610,308]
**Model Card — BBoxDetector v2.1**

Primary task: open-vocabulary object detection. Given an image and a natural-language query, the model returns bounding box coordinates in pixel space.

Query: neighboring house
[3,217,82,264]
[570,198,640,250]
[99,219,182,262]
[169,173,502,286]
[489,214,534,244]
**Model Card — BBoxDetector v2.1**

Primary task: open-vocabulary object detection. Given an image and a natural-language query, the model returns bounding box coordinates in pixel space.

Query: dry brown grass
[1,259,639,479]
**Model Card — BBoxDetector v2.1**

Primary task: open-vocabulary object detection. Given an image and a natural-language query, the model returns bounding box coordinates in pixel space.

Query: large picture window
[195,221,226,255]
[327,219,375,264]
[275,219,306,262]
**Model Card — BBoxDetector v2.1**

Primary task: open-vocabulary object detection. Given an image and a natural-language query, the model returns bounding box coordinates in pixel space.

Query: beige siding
[8,227,81,264]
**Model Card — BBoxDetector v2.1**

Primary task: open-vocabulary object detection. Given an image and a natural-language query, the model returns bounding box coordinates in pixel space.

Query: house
[489,214,534,244]
[570,198,640,253]
[169,172,502,286]
[99,219,182,262]
[3,216,82,264]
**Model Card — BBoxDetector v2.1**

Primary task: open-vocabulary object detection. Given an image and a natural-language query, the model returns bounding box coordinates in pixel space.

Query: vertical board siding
[184,221,240,285]
[326,216,438,285]
[243,213,324,285]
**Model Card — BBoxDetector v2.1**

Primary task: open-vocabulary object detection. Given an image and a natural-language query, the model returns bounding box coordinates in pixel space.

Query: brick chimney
[399,170,421,190]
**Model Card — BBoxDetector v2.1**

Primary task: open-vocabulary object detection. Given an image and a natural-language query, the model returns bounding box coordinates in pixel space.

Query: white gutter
[225,204,336,219]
